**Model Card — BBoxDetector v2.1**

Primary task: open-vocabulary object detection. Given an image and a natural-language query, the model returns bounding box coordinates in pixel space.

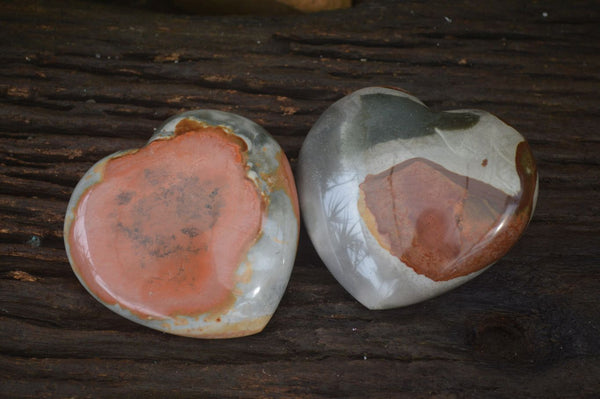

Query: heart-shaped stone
[65,110,299,338]
[298,87,537,309]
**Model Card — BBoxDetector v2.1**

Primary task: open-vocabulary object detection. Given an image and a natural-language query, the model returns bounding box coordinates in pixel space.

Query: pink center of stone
[69,127,264,319]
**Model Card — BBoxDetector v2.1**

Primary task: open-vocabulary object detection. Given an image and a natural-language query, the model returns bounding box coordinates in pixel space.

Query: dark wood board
[1,0,599,397]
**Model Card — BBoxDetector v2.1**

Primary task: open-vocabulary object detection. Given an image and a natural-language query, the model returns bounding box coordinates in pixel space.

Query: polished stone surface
[298,87,538,309]
[65,110,299,338]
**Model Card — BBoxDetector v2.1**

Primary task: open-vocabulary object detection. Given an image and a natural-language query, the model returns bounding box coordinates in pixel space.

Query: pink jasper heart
[64,110,299,338]
[298,87,538,309]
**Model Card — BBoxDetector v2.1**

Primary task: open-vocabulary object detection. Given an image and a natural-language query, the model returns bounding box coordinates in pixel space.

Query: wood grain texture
[1,0,599,397]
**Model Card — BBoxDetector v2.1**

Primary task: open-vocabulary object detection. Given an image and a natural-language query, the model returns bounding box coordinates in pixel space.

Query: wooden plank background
[1,0,599,397]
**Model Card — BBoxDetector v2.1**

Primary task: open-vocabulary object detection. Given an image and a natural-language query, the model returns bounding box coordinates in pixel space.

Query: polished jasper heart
[298,87,537,309]
[64,110,299,338]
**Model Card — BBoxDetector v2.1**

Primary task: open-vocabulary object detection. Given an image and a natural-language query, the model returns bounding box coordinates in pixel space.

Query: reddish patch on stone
[481,159,488,167]
[68,125,264,319]
[359,157,533,281]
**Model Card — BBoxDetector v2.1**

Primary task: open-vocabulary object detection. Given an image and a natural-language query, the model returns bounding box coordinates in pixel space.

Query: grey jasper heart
[298,87,538,309]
